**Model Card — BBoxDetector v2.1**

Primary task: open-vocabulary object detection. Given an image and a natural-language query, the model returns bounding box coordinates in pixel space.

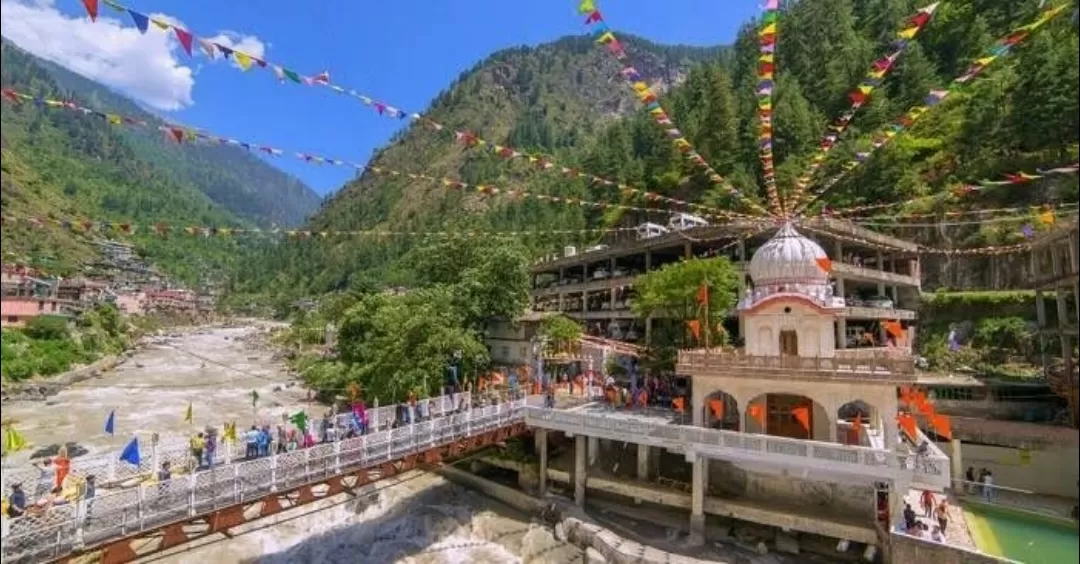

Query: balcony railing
[677,349,916,378]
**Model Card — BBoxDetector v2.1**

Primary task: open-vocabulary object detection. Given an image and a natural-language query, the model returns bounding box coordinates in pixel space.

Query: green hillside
[1,39,322,282]
[237,0,1077,307]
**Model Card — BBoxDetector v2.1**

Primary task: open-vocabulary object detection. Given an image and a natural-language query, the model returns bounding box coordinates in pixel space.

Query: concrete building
[1029,217,1079,428]
[529,218,920,349]
[527,224,950,555]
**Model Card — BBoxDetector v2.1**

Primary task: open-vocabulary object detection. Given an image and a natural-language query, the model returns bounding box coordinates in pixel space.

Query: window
[519,346,528,359]
[6,316,18,323]
[500,346,510,360]
[38,300,45,311]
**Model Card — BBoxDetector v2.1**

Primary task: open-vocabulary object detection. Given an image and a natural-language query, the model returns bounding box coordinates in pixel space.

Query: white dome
[747,223,830,286]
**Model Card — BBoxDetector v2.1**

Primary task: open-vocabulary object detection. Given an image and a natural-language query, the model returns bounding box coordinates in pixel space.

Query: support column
[1036,288,1048,371]
[835,277,847,349]
[588,436,599,467]
[536,430,548,496]
[684,242,692,259]
[636,444,649,481]
[574,435,587,507]
[950,438,963,493]
[689,454,706,545]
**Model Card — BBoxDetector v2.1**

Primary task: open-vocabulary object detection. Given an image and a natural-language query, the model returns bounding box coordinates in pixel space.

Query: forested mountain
[0,39,322,279]
[246,0,1074,304]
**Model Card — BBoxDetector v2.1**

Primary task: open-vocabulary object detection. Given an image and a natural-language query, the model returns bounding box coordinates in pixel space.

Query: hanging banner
[576,0,771,217]
[968,163,1079,187]
[793,3,1070,216]
[1,88,757,222]
[79,1,739,221]
[757,0,782,215]
[788,2,940,212]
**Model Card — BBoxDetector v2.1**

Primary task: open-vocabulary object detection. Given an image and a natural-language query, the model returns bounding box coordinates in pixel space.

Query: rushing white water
[151,471,580,564]
[5,323,577,564]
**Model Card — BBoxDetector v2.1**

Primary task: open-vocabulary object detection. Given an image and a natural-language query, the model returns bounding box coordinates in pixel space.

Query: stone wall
[708,459,876,520]
[891,532,1016,564]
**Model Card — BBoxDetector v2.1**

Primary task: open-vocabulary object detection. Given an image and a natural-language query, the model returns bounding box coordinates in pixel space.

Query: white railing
[0,399,526,563]
[0,393,474,496]
[522,407,949,488]
[677,348,916,378]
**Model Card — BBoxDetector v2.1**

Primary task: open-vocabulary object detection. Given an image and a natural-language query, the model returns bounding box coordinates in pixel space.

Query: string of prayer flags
[788,3,940,212]
[971,164,1079,188]
[2,214,673,240]
[843,202,1079,223]
[577,0,771,217]
[797,221,1037,256]
[0,89,753,223]
[792,3,1069,216]
[757,0,783,215]
[82,3,740,221]
[0,89,759,223]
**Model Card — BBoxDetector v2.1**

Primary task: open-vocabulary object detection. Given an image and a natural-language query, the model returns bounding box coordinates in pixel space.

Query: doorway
[766,393,813,440]
[779,330,798,356]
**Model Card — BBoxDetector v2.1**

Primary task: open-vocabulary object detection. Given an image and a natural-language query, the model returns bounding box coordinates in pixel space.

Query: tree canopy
[632,257,741,345]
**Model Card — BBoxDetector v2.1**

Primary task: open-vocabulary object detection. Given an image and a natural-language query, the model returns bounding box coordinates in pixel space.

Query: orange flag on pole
[897,413,917,440]
[852,412,863,437]
[709,399,725,419]
[748,403,766,426]
[687,319,701,341]
[672,397,685,413]
[696,282,709,306]
[932,414,953,440]
[792,406,810,431]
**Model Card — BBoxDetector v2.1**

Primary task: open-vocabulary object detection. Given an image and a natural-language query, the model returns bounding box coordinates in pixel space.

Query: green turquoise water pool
[963,502,1078,563]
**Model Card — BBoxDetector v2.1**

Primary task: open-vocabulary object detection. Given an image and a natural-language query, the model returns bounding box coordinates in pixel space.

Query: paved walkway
[902,489,975,550]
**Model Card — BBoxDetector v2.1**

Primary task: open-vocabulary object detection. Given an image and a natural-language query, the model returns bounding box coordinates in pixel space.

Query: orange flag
[708,399,725,419]
[748,403,766,426]
[852,412,863,436]
[672,397,685,413]
[815,257,833,273]
[696,282,709,305]
[792,406,810,431]
[932,414,953,440]
[897,413,917,440]
[687,319,701,341]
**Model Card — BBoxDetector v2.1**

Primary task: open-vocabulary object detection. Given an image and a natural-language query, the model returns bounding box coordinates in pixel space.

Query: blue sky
[3,0,761,196]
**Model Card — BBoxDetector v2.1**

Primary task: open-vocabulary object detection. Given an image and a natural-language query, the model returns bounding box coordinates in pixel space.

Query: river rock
[586,547,607,563]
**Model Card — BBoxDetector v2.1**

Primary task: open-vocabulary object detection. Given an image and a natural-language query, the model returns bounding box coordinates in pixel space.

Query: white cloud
[0,1,267,112]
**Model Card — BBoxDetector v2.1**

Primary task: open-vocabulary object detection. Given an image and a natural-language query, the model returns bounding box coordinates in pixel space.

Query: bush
[23,315,71,340]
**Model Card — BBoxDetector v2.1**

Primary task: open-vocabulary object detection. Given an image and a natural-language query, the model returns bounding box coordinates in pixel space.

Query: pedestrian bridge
[1,394,949,563]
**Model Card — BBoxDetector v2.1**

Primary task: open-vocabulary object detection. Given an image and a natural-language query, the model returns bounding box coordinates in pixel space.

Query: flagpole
[703,278,711,350]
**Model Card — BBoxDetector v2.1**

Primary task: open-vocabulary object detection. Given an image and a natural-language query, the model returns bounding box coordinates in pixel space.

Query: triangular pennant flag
[128,10,149,34]
[184,402,193,424]
[173,27,194,56]
[119,437,141,466]
[105,410,115,435]
[234,51,253,70]
[81,0,99,22]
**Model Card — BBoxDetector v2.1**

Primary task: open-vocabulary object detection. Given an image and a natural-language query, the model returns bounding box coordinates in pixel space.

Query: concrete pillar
[636,443,649,481]
[645,250,652,271]
[609,287,616,311]
[828,420,838,443]
[689,454,706,545]
[950,438,963,492]
[536,430,548,496]
[884,413,899,450]
[588,436,599,467]
[574,435,587,507]
[684,242,692,259]
[1036,289,1048,371]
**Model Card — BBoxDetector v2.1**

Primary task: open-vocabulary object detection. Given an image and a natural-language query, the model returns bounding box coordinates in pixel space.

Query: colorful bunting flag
[756,0,784,215]
[788,2,940,214]
[0,87,755,222]
[794,3,1068,216]
[576,0,770,217]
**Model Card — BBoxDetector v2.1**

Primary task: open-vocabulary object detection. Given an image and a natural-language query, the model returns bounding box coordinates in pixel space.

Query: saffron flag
[709,399,725,419]
[897,413,918,440]
[932,414,953,440]
[184,402,193,424]
[687,319,701,341]
[852,413,863,437]
[792,406,810,431]
[748,403,766,426]
[696,282,709,306]
[119,437,141,466]
[105,410,115,435]
[672,397,685,413]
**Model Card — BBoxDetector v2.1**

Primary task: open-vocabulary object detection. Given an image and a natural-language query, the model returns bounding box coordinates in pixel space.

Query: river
[3,323,579,563]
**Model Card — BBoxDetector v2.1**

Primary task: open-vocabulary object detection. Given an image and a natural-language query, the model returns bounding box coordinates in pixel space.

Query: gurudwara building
[520,223,950,560]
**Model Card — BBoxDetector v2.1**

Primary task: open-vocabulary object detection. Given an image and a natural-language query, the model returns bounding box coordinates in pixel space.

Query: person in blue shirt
[7,484,26,518]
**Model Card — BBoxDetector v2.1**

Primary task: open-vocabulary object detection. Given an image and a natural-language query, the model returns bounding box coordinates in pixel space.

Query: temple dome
[747,223,830,286]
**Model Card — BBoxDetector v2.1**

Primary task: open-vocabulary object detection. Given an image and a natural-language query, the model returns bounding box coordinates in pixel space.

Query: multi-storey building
[529,217,921,350]
[1029,217,1079,427]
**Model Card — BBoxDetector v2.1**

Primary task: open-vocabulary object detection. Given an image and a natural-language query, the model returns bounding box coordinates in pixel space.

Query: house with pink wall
[114,292,147,316]
[1,296,71,327]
